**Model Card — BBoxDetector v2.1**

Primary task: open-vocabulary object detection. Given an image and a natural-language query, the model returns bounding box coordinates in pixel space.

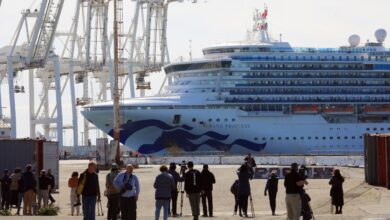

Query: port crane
[5,0,64,147]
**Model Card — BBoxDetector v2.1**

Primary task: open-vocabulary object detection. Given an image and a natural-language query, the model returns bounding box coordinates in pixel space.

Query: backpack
[230,180,238,195]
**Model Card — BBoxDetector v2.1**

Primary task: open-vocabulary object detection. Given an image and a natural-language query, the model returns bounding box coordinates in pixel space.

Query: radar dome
[348,34,360,47]
[375,29,387,43]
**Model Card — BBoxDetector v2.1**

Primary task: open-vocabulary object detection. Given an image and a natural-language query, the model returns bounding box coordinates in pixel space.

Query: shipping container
[377,135,387,186]
[0,139,59,189]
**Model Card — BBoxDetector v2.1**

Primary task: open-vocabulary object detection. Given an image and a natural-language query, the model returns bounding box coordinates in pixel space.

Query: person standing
[113,164,140,220]
[200,164,215,217]
[184,161,202,220]
[168,162,181,217]
[9,167,22,214]
[106,163,120,220]
[68,171,79,216]
[46,169,56,205]
[154,165,175,220]
[329,169,344,214]
[284,163,307,220]
[76,161,101,220]
[22,164,36,215]
[38,170,50,208]
[1,169,12,210]
[237,164,252,217]
[264,172,278,216]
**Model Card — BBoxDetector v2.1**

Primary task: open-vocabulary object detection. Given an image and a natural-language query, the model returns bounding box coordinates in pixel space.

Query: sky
[0,0,389,145]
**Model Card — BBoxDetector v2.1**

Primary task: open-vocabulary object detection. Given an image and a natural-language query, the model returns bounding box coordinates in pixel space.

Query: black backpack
[230,180,238,195]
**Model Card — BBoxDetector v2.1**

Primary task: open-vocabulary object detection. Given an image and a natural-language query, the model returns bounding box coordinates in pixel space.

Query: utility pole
[113,0,122,164]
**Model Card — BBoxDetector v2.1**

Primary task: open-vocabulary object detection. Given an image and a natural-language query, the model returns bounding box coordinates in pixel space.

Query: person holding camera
[154,165,175,220]
[184,161,202,220]
[113,164,140,220]
[76,161,101,220]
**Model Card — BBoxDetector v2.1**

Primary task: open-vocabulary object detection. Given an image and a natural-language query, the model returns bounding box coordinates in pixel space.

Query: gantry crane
[6,0,64,147]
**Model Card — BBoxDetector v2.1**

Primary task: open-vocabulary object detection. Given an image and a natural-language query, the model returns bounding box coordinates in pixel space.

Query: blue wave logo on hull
[108,120,266,155]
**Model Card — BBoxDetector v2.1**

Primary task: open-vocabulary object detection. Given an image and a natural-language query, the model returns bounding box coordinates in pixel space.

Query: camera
[120,182,133,194]
[180,160,187,175]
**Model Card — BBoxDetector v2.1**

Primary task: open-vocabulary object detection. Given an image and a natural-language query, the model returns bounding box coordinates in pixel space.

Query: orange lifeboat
[364,106,390,115]
[292,105,319,114]
[323,106,354,115]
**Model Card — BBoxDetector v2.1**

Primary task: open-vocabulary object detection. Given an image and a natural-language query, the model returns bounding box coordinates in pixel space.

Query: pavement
[1,160,390,219]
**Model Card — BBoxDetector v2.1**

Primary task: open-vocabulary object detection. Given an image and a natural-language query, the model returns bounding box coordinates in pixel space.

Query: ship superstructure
[82,8,390,155]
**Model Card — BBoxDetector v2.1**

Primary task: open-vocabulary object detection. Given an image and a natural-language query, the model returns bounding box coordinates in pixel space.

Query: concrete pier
[2,159,390,219]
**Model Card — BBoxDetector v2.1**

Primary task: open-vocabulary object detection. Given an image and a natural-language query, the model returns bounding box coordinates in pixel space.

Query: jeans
[268,191,277,214]
[155,199,170,220]
[201,190,213,216]
[1,190,10,210]
[188,193,200,217]
[107,194,120,220]
[120,196,137,220]
[17,192,23,214]
[169,190,178,215]
[238,194,249,215]
[82,196,97,220]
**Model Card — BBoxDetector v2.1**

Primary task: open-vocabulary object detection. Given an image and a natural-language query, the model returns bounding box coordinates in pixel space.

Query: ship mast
[113,0,123,164]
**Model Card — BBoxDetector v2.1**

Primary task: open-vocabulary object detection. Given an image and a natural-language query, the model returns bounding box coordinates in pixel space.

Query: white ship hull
[82,101,383,155]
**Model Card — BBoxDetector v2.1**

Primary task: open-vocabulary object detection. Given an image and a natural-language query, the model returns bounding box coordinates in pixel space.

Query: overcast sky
[0,0,389,143]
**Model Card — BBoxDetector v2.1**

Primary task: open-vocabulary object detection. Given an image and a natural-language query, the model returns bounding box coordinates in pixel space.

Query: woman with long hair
[329,169,345,214]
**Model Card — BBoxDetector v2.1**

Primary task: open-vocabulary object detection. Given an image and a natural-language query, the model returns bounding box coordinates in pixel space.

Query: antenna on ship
[189,40,193,61]
[250,5,270,42]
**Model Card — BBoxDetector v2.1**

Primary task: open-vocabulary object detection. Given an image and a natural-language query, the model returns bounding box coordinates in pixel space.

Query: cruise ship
[82,8,390,155]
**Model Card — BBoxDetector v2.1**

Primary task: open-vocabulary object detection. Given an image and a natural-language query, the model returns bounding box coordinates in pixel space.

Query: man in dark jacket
[168,162,181,217]
[184,161,202,220]
[1,169,12,210]
[200,164,215,217]
[284,163,307,220]
[264,172,278,215]
[22,164,36,215]
[76,161,101,220]
[46,169,56,204]
[154,165,175,220]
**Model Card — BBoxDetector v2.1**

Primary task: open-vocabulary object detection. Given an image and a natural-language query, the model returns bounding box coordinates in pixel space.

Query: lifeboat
[363,106,390,115]
[292,105,319,114]
[323,106,354,115]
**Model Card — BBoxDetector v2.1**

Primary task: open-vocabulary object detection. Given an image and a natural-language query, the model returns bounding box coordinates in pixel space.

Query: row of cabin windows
[255,136,363,141]
[192,118,237,123]
[366,127,390,131]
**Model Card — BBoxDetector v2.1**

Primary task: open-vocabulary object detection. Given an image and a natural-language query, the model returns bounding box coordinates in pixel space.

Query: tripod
[178,181,185,216]
[249,193,255,218]
[97,200,104,216]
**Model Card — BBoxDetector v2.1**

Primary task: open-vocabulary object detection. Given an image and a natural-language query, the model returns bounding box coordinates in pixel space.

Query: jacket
[21,171,36,193]
[200,169,216,191]
[184,169,202,194]
[10,172,21,191]
[264,176,278,194]
[68,177,78,188]
[237,171,251,196]
[154,172,175,200]
[106,171,119,195]
[1,175,11,191]
[76,170,100,197]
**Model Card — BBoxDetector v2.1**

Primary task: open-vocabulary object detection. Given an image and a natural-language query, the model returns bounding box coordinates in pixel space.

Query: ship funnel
[375,29,387,43]
[348,34,360,47]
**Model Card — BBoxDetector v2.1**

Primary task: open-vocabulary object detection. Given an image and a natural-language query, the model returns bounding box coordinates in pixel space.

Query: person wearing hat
[106,163,120,220]
[38,170,51,208]
[184,161,202,220]
[264,171,279,216]
[284,163,307,220]
[1,169,11,210]
[168,163,181,217]
[200,164,215,217]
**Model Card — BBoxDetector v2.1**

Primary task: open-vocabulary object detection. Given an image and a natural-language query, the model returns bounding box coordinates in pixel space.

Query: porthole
[192,118,196,122]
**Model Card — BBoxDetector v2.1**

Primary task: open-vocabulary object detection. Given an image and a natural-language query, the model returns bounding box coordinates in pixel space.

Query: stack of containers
[364,133,390,189]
